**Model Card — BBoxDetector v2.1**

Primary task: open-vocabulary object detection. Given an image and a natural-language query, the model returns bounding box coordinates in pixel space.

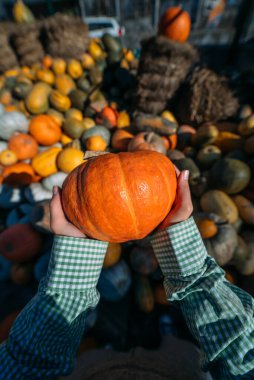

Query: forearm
[151,218,254,379]
[0,236,108,380]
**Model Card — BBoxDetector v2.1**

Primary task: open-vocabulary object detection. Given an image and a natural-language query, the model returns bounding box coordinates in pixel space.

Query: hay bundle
[177,67,239,125]
[0,24,18,73]
[12,22,44,66]
[43,14,89,59]
[135,35,198,115]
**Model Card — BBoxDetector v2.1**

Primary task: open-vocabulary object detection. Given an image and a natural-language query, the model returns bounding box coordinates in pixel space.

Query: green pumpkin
[13,82,33,100]
[63,118,85,139]
[102,34,122,52]
[69,89,88,111]
[210,158,251,194]
[196,145,221,168]
[82,125,111,145]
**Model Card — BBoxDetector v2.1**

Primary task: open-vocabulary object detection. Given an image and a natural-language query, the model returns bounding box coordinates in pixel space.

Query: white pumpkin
[25,183,52,203]
[0,111,29,140]
[42,172,68,191]
[0,141,8,153]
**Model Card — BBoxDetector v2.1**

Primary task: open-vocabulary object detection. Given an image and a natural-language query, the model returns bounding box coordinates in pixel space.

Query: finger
[50,186,68,228]
[173,164,181,177]
[175,171,193,216]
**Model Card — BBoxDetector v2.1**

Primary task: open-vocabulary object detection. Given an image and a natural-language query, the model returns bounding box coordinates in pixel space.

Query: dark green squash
[210,158,251,195]
[77,76,91,92]
[69,89,88,111]
[196,145,221,168]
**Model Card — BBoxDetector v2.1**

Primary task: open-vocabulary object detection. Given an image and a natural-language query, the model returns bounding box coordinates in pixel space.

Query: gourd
[85,136,108,151]
[196,145,221,168]
[195,217,218,239]
[200,190,238,224]
[2,163,38,186]
[134,275,154,313]
[0,150,18,166]
[54,74,76,96]
[8,133,38,160]
[46,108,64,126]
[25,82,51,114]
[158,6,191,43]
[77,76,90,92]
[29,115,61,146]
[69,89,88,111]
[62,151,177,242]
[134,113,177,135]
[57,148,84,173]
[42,172,67,191]
[67,59,83,79]
[32,147,62,177]
[43,55,53,69]
[128,132,167,155]
[111,129,134,151]
[65,108,83,121]
[117,111,130,128]
[13,81,33,100]
[81,53,95,69]
[97,260,132,302]
[63,118,85,139]
[52,58,66,75]
[103,243,122,268]
[191,124,219,147]
[97,106,118,128]
[130,245,158,275]
[49,90,71,112]
[13,0,35,23]
[0,224,42,263]
[82,125,111,145]
[232,195,254,225]
[0,111,28,140]
[36,69,55,85]
[210,158,251,195]
[214,131,244,153]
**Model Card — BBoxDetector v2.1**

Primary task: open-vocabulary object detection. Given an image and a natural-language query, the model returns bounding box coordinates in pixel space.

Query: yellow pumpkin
[67,59,83,79]
[54,74,76,96]
[88,41,105,61]
[85,135,107,151]
[83,117,95,130]
[60,133,73,146]
[25,82,51,114]
[57,147,84,173]
[65,108,83,121]
[36,69,55,85]
[49,90,71,112]
[0,150,18,166]
[117,111,130,128]
[32,147,62,177]
[81,53,95,69]
[52,58,66,75]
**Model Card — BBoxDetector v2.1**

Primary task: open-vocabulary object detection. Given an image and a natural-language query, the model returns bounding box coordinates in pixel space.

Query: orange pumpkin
[43,55,53,69]
[196,219,218,239]
[2,162,38,186]
[85,135,107,151]
[36,69,55,85]
[158,6,191,43]
[29,115,61,146]
[8,133,38,160]
[168,133,177,150]
[97,106,118,128]
[111,129,134,151]
[62,151,177,242]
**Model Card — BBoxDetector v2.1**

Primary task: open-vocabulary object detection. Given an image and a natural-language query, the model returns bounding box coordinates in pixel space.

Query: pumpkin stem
[83,151,109,160]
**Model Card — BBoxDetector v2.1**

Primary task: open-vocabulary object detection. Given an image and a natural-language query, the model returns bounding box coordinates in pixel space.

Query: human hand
[50,186,86,238]
[158,168,193,230]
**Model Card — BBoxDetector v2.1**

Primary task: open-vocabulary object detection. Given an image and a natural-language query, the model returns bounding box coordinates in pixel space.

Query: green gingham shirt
[1,217,254,379]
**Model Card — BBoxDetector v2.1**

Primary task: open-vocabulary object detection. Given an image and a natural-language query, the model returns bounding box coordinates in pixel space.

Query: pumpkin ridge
[118,154,139,237]
[154,159,174,218]
[79,161,110,240]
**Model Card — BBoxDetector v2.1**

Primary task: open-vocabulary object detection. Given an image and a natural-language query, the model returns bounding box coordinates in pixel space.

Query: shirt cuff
[151,217,208,278]
[44,235,108,291]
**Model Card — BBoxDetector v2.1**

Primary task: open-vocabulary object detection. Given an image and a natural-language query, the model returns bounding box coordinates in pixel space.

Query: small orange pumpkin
[29,115,61,146]
[111,129,134,151]
[43,55,53,69]
[8,133,38,160]
[196,219,218,239]
[2,162,38,186]
[97,106,118,128]
[158,6,191,43]
[85,135,107,151]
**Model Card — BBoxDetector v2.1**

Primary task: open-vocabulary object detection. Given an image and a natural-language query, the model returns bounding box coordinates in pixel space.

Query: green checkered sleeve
[0,235,108,380]
[151,217,254,379]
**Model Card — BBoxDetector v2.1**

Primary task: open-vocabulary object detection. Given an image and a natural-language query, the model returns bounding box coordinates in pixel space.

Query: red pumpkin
[62,151,177,242]
[159,6,191,43]
[0,224,42,263]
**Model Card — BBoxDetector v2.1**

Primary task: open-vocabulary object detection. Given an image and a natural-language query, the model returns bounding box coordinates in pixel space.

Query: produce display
[0,2,253,351]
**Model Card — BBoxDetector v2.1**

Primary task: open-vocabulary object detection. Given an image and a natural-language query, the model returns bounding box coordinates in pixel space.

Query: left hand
[158,167,193,230]
[50,186,86,238]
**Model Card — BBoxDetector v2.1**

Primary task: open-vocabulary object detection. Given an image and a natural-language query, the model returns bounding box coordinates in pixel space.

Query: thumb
[50,186,67,230]
[176,170,193,215]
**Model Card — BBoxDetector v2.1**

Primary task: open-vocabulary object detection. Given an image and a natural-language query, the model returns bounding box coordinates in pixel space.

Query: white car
[84,17,125,38]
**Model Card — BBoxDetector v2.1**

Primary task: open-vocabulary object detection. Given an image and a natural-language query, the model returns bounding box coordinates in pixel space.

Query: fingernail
[183,170,189,180]
[53,186,58,195]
